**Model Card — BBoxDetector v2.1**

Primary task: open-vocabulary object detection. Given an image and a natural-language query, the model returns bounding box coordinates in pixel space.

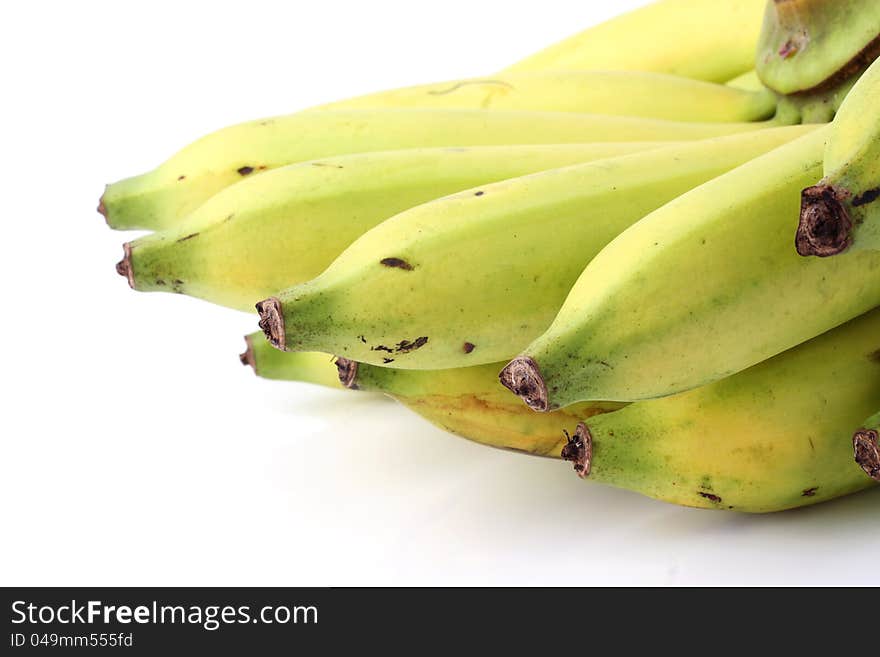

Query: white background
[1,0,878,586]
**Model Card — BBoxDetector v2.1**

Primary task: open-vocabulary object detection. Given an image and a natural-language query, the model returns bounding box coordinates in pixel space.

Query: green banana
[504,0,765,83]
[257,126,815,369]
[796,57,880,256]
[315,70,777,123]
[117,142,673,311]
[560,307,880,512]
[853,411,880,482]
[756,0,880,95]
[502,127,880,409]
[100,109,784,232]
[242,306,880,512]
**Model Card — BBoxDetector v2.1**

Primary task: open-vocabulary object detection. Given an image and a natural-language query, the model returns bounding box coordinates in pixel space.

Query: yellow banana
[853,411,880,482]
[100,108,792,232]
[315,70,777,123]
[242,306,880,512]
[796,57,880,256]
[239,334,621,456]
[256,126,815,369]
[503,0,765,82]
[560,307,880,512]
[117,142,671,311]
[503,127,880,410]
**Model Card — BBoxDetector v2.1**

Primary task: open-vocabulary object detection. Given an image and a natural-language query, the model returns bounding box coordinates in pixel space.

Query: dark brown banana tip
[334,357,359,389]
[115,242,135,289]
[795,184,853,257]
[561,423,592,478]
[239,335,255,370]
[498,356,548,412]
[255,297,286,351]
[853,428,880,482]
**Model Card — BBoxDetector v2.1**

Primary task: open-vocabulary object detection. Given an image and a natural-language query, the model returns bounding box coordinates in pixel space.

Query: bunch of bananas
[104,0,880,513]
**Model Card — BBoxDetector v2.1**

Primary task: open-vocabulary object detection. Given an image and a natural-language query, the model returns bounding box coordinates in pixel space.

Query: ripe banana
[503,127,880,410]
[239,332,621,456]
[756,0,880,95]
[99,109,784,232]
[242,306,880,512]
[853,412,880,482]
[503,0,765,83]
[561,307,880,512]
[117,142,672,311]
[315,70,777,123]
[796,57,880,257]
[256,126,815,369]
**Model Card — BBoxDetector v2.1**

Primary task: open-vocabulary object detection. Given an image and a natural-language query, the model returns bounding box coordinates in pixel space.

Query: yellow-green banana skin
[796,57,880,256]
[756,0,880,95]
[241,334,621,456]
[504,0,765,83]
[244,305,880,512]
[573,308,880,512]
[511,127,880,408]
[122,143,671,311]
[101,109,775,231]
[316,71,777,123]
[265,127,814,370]
[853,411,880,482]
[240,336,346,390]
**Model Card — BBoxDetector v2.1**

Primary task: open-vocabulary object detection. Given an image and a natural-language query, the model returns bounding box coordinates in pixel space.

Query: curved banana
[853,412,880,482]
[117,142,671,311]
[256,127,814,369]
[315,70,777,123]
[243,307,880,512]
[503,127,880,409]
[503,0,765,83]
[100,109,784,231]
[796,57,880,257]
[561,307,880,512]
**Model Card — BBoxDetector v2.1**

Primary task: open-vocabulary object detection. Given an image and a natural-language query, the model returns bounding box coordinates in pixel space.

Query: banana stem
[795,184,854,256]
